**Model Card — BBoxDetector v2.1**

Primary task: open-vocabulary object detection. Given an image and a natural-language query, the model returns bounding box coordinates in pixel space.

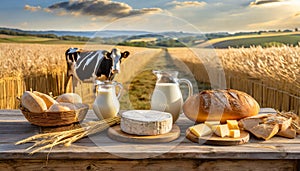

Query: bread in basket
[19,103,88,127]
[18,91,88,127]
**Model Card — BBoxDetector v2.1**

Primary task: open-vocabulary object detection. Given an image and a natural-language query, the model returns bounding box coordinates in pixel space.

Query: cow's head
[105,48,130,79]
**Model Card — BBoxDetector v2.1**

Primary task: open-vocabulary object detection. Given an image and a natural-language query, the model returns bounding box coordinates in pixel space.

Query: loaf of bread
[47,103,77,112]
[33,91,58,108]
[56,93,82,104]
[21,91,47,113]
[183,89,260,123]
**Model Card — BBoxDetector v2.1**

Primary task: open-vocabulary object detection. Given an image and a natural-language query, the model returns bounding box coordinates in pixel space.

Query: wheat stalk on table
[15,116,120,154]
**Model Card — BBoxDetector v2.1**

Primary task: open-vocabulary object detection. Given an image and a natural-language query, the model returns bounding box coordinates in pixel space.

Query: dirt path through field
[120,48,202,110]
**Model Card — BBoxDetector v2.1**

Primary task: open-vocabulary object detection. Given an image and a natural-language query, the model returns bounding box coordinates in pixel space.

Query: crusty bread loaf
[21,91,47,113]
[56,93,82,104]
[47,103,77,112]
[33,91,58,109]
[183,89,260,123]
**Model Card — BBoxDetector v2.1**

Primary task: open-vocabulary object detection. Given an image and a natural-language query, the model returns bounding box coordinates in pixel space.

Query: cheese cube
[204,121,220,128]
[227,120,239,130]
[189,124,212,137]
[229,129,240,138]
[212,124,229,138]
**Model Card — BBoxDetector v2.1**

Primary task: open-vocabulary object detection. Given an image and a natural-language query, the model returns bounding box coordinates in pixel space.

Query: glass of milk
[93,80,123,120]
[150,70,193,123]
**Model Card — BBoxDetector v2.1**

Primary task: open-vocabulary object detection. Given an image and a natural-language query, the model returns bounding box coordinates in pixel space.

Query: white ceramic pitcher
[93,80,123,120]
[150,70,193,122]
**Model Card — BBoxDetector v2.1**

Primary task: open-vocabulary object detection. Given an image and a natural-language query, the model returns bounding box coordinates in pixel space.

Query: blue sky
[1,0,299,33]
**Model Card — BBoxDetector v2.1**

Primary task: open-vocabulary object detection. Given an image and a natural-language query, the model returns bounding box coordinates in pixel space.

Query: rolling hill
[0,27,299,48]
[199,32,300,48]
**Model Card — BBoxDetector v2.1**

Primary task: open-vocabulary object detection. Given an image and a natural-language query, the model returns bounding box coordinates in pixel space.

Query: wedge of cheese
[229,129,240,138]
[212,124,230,138]
[189,124,212,137]
[204,121,220,128]
[227,120,239,130]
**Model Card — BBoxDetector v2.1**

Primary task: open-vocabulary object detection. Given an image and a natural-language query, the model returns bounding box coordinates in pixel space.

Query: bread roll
[33,91,58,109]
[21,91,47,113]
[56,93,82,103]
[48,103,77,112]
[183,89,260,123]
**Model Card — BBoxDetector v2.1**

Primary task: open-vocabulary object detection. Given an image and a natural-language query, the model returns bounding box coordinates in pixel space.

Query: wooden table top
[1,108,300,160]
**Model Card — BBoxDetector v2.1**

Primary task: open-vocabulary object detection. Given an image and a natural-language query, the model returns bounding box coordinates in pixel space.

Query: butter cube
[212,124,229,138]
[204,121,220,128]
[227,120,239,130]
[229,129,240,138]
[189,124,212,137]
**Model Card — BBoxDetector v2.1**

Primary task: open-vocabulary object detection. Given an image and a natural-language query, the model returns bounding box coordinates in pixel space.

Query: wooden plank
[3,138,300,160]
[2,109,300,162]
[0,144,284,160]
[0,159,297,171]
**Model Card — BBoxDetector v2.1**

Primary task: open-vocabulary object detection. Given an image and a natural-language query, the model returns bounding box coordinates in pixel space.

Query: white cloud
[249,0,291,6]
[46,0,162,18]
[168,1,207,8]
[24,5,41,12]
[247,12,300,30]
[164,0,300,32]
[20,0,300,32]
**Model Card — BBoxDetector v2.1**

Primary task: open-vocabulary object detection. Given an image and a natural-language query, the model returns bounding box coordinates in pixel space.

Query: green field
[202,32,300,48]
[1,32,299,48]
[0,34,86,44]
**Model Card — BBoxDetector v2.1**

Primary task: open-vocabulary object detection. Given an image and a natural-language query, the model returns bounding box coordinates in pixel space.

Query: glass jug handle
[116,82,123,99]
[94,80,102,96]
[178,78,193,98]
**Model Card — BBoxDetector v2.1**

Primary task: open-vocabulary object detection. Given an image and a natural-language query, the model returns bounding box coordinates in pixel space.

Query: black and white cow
[64,47,130,92]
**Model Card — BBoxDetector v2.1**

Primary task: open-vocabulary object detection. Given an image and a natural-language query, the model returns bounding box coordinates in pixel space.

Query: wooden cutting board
[186,129,250,146]
[107,124,180,143]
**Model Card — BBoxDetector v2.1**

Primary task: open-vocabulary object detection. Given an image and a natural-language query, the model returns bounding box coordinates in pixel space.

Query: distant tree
[283,29,292,32]
[295,28,299,32]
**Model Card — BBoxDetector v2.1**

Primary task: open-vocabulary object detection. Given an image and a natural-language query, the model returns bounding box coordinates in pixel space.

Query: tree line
[0,29,90,42]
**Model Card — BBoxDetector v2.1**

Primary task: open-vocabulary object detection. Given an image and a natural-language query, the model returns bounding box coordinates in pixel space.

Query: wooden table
[1,108,300,171]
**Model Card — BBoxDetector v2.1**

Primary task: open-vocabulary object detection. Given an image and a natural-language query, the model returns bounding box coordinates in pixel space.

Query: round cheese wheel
[120,110,173,136]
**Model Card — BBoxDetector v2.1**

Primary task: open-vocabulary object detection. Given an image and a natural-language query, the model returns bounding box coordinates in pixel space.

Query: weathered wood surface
[0,159,297,171]
[1,108,300,170]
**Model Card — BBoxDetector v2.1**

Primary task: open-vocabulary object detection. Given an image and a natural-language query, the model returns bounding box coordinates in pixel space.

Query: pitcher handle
[178,78,193,98]
[116,82,123,99]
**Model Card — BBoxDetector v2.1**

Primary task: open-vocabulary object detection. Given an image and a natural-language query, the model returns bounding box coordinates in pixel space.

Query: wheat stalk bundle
[15,116,120,154]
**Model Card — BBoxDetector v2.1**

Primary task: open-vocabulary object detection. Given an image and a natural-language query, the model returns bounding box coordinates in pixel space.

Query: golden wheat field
[0,43,155,78]
[0,43,161,108]
[0,43,299,114]
[168,45,300,95]
[168,45,300,114]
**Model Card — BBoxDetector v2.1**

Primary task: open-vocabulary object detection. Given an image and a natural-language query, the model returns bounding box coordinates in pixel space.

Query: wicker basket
[19,104,89,127]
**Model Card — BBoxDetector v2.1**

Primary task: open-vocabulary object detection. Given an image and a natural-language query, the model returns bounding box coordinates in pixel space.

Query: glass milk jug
[151,70,193,122]
[93,80,123,120]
